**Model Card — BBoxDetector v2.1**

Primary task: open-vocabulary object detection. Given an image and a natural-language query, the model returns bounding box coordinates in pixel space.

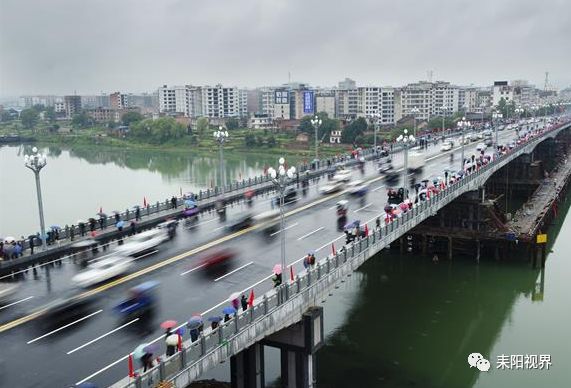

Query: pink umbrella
[160,320,178,329]
[272,264,283,275]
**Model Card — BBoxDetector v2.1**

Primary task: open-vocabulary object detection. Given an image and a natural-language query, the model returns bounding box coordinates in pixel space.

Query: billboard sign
[303,91,314,113]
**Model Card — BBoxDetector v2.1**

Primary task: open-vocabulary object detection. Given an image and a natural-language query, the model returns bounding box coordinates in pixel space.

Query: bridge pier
[230,343,265,388]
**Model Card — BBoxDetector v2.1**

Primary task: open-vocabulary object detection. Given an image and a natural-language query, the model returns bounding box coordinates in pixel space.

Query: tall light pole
[24,147,47,250]
[368,113,380,152]
[396,129,415,197]
[310,115,322,162]
[267,158,296,279]
[492,110,502,146]
[440,105,447,135]
[214,127,229,196]
[457,117,471,170]
[411,107,420,137]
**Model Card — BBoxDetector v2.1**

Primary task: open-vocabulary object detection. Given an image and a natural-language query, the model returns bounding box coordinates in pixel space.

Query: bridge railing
[110,121,570,388]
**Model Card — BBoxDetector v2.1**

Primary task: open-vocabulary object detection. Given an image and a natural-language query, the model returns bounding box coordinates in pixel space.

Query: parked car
[72,256,133,288]
[114,228,169,257]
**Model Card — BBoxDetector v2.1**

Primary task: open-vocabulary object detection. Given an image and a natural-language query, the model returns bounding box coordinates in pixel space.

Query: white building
[248,114,273,130]
[492,81,514,106]
[395,81,460,121]
[335,88,359,118]
[458,87,478,113]
[379,87,395,125]
[315,91,336,118]
[158,85,202,117]
[201,85,246,118]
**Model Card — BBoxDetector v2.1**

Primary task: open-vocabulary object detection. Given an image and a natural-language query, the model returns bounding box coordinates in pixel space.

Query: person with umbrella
[208,316,222,330]
[241,294,248,311]
[187,316,203,342]
[113,211,121,224]
[272,264,283,288]
[97,213,107,230]
[78,221,86,237]
[222,306,236,322]
[228,292,240,311]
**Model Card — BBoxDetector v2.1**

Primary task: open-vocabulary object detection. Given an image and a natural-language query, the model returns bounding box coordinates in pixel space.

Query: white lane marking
[213,225,226,231]
[180,263,207,276]
[327,204,337,210]
[214,261,254,282]
[297,227,324,240]
[354,203,372,212]
[269,222,299,237]
[193,218,217,227]
[134,250,159,260]
[0,296,34,311]
[27,309,103,344]
[372,185,385,192]
[315,235,345,253]
[75,354,129,386]
[67,318,139,355]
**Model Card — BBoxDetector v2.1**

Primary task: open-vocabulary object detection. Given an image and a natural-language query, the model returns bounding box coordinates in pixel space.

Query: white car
[476,143,487,152]
[332,169,352,182]
[0,283,18,303]
[440,141,453,151]
[346,180,369,195]
[114,228,169,257]
[72,256,133,288]
[319,181,345,195]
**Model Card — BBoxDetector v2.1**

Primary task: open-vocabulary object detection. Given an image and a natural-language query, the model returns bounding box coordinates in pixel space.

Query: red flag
[332,243,336,255]
[247,289,255,307]
[128,354,135,378]
[290,266,295,282]
[364,224,369,236]
[177,333,182,352]
[143,197,148,207]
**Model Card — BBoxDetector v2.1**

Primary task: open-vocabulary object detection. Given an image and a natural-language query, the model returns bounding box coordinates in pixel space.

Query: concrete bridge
[107,120,571,388]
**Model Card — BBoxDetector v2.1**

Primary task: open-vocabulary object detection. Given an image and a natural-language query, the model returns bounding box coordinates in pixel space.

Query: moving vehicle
[0,283,18,304]
[484,138,493,147]
[253,210,280,234]
[440,141,453,151]
[319,180,345,195]
[72,256,133,288]
[40,294,96,326]
[157,219,178,239]
[197,248,237,268]
[226,214,254,232]
[407,151,425,174]
[476,143,487,152]
[346,180,369,196]
[114,228,169,257]
[333,168,352,182]
[114,281,159,320]
[274,187,297,205]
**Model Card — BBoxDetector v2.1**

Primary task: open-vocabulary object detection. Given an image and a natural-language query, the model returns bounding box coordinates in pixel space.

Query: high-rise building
[64,95,82,118]
[201,85,246,118]
[110,92,132,110]
[395,81,460,121]
[492,81,513,106]
[158,85,202,117]
[315,90,336,118]
[338,78,356,90]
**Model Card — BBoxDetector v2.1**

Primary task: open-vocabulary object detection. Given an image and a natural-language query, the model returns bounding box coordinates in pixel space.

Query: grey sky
[1,0,569,96]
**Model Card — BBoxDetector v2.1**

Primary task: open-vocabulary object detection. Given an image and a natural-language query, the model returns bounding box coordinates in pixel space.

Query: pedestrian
[241,294,248,311]
[79,222,86,237]
[171,196,177,209]
[272,273,282,288]
[0,241,3,260]
[135,207,141,221]
[89,219,96,232]
[165,332,178,356]
[15,242,23,258]
[70,224,75,240]
[130,221,136,235]
[189,327,200,342]
[114,213,121,223]
[54,228,60,241]
[141,352,154,372]
[231,298,239,311]
[99,217,104,230]
[376,217,381,230]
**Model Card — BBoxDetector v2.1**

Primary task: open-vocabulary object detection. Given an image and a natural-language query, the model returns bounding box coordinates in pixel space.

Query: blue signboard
[303,91,314,113]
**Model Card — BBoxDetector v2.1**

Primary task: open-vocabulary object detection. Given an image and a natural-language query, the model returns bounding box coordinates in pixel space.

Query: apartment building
[201,85,245,118]
[158,85,202,117]
[64,95,82,118]
[492,81,514,106]
[110,92,132,110]
[395,81,460,121]
[315,90,336,117]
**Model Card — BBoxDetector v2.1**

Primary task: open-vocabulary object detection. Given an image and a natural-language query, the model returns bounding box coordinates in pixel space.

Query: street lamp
[368,113,380,152]
[457,117,471,170]
[310,115,322,161]
[24,147,47,250]
[492,110,502,146]
[267,158,296,281]
[440,105,447,135]
[213,127,229,196]
[411,107,420,137]
[396,129,415,197]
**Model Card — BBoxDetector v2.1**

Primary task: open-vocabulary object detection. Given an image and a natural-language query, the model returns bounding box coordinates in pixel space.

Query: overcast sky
[1,0,569,96]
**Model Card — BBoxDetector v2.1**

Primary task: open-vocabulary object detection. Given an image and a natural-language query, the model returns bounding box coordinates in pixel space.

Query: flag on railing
[143,197,148,207]
[364,224,369,236]
[128,354,135,378]
[290,266,295,282]
[177,333,182,352]
[248,289,255,307]
[332,243,336,255]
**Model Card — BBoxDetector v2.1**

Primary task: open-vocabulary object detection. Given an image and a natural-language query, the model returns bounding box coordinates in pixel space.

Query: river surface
[0,144,295,237]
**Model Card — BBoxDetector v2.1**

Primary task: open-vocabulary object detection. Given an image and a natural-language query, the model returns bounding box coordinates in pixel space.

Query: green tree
[266,135,277,147]
[196,117,209,134]
[226,117,240,131]
[341,117,367,144]
[31,104,45,113]
[20,108,39,129]
[44,106,56,122]
[245,133,257,147]
[122,111,143,126]
[1,111,13,122]
[298,116,314,134]
[129,117,186,144]
[71,111,92,128]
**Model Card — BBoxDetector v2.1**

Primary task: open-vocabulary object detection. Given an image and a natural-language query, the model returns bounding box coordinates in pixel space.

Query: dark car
[39,294,96,328]
[197,248,237,268]
[274,187,297,206]
[226,214,254,232]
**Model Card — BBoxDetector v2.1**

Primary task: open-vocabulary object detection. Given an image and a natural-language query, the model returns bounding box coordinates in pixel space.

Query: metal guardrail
[111,122,570,388]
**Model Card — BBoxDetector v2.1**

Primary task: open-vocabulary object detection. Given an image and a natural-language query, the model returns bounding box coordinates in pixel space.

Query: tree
[44,106,56,122]
[226,117,240,131]
[245,133,257,147]
[122,111,143,126]
[71,111,92,128]
[298,116,314,134]
[341,117,367,144]
[129,117,186,144]
[266,135,277,147]
[20,109,39,129]
[196,117,209,134]
[1,111,13,122]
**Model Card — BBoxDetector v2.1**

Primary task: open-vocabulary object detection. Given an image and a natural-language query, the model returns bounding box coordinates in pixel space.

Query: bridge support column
[263,307,324,388]
[448,237,453,260]
[230,343,265,388]
[422,234,427,255]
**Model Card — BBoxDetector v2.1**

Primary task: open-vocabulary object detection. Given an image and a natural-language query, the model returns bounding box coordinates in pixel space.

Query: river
[0,144,295,237]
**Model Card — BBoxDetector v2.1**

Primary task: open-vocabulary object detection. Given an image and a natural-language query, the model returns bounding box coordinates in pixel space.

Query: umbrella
[176,327,186,336]
[143,343,159,354]
[133,344,147,359]
[4,236,15,243]
[160,320,178,329]
[207,316,222,323]
[183,208,198,217]
[50,225,61,230]
[228,292,241,302]
[272,264,282,275]
[116,220,125,228]
[184,199,196,208]
[222,306,236,315]
[187,316,203,330]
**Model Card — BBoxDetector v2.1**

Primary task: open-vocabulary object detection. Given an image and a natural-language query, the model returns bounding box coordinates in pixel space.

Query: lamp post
[396,129,415,197]
[492,110,502,146]
[440,105,447,135]
[267,158,296,279]
[24,147,47,250]
[457,117,471,170]
[411,107,420,137]
[368,113,380,152]
[310,115,322,162]
[214,127,229,196]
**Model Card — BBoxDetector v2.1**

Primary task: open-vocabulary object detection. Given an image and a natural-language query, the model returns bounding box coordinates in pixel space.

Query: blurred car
[253,210,280,234]
[226,214,254,232]
[346,180,370,196]
[113,281,159,320]
[440,141,453,151]
[157,219,178,239]
[0,283,18,304]
[197,248,237,268]
[114,228,169,257]
[72,255,133,288]
[476,143,487,152]
[332,169,352,182]
[484,138,493,147]
[274,187,297,205]
[319,181,345,195]
[39,294,96,325]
